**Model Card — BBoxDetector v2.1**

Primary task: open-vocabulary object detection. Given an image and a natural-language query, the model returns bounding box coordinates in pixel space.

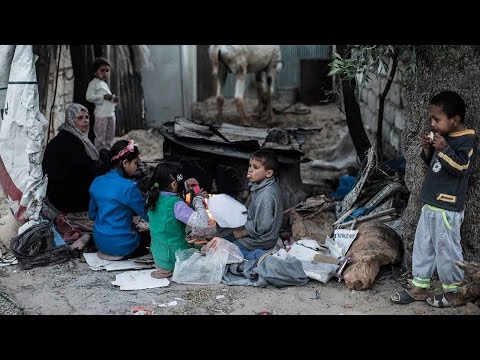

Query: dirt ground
[1,98,479,315]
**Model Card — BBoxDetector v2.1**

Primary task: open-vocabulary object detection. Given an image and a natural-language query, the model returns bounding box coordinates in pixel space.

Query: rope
[47,45,62,142]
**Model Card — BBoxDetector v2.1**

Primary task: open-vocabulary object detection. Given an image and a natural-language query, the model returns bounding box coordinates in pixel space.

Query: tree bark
[377,50,399,162]
[453,261,480,306]
[401,45,480,267]
[336,45,371,164]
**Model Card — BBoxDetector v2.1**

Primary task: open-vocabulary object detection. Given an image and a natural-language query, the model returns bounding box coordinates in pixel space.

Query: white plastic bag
[206,194,247,228]
[172,247,229,285]
[172,237,244,284]
[201,237,244,264]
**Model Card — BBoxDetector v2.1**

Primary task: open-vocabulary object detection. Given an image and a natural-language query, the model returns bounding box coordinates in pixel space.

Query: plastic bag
[206,194,247,228]
[172,247,229,285]
[10,220,71,270]
[201,237,244,264]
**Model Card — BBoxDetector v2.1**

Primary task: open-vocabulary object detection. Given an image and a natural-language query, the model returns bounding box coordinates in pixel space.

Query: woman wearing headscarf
[42,103,107,213]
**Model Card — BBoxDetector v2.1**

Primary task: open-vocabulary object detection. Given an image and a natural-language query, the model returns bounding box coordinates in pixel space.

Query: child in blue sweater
[89,139,149,260]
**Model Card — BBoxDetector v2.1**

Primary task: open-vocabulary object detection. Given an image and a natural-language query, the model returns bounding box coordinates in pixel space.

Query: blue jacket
[89,169,146,256]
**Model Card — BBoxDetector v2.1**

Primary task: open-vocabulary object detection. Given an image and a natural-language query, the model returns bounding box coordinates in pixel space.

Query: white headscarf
[58,103,99,160]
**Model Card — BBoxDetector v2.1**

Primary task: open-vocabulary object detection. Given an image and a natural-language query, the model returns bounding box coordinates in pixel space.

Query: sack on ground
[10,220,71,270]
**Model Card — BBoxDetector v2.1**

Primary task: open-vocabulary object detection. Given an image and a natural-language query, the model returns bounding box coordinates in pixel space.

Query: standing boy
[391,91,477,308]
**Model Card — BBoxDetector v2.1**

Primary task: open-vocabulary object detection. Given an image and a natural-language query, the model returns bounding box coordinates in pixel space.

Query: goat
[208,45,282,126]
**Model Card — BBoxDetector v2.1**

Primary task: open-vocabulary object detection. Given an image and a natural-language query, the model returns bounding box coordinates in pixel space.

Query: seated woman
[42,103,107,214]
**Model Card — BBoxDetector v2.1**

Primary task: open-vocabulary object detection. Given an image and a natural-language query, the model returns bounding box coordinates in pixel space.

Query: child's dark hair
[92,57,111,73]
[251,149,279,177]
[145,162,185,212]
[430,90,466,123]
[109,139,140,175]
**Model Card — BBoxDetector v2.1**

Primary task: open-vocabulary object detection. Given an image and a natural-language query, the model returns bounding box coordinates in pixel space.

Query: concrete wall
[357,62,407,155]
[142,45,196,128]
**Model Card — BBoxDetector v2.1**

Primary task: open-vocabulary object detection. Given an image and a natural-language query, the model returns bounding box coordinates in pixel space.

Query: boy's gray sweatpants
[412,204,464,293]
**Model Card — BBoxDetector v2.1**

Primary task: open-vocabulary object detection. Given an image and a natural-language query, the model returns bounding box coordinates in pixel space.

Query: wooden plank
[313,253,341,265]
[218,123,268,142]
[337,208,397,228]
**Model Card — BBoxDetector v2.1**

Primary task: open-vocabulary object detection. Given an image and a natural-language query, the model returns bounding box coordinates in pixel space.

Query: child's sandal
[426,294,451,308]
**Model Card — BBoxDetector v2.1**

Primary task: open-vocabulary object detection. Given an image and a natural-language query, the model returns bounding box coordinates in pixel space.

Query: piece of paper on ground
[0,249,18,267]
[332,229,358,256]
[112,269,170,290]
[83,252,155,271]
[287,241,320,261]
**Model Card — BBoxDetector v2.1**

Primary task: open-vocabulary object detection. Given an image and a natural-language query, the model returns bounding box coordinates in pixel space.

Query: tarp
[0,45,48,224]
[0,45,15,122]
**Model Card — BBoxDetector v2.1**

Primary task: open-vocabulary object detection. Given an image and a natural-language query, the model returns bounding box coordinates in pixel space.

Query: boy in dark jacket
[391,91,478,308]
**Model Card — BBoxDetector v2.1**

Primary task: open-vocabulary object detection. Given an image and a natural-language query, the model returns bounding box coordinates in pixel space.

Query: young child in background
[145,162,209,279]
[86,57,119,151]
[390,90,477,308]
[89,139,149,260]
[229,150,283,261]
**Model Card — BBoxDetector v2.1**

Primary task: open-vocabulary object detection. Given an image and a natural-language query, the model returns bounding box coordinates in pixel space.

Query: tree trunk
[401,45,480,268]
[377,50,399,162]
[336,45,371,164]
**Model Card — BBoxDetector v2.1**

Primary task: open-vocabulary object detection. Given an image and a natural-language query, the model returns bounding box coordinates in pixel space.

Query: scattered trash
[131,306,154,315]
[0,249,18,267]
[84,252,155,271]
[257,311,272,315]
[310,290,320,300]
[334,256,352,281]
[184,289,214,305]
[111,269,170,290]
[153,300,178,308]
[215,295,225,300]
[332,175,357,201]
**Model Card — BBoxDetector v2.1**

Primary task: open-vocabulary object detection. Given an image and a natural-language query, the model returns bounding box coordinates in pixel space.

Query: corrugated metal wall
[197,45,332,101]
[69,45,145,138]
[107,45,145,136]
